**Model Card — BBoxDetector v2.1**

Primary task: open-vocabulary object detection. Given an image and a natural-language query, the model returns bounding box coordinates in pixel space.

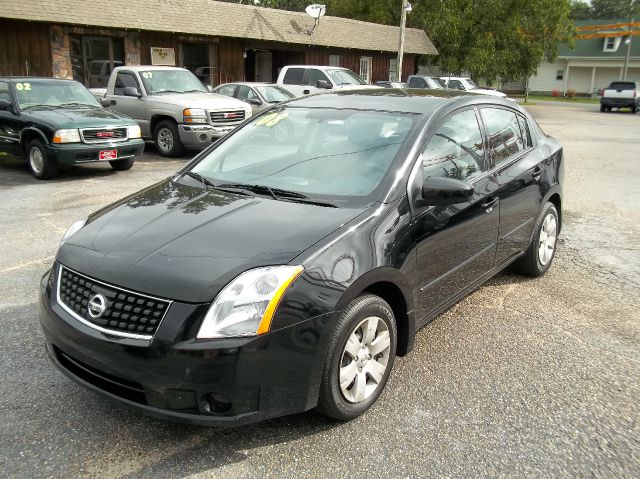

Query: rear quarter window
[283,68,305,85]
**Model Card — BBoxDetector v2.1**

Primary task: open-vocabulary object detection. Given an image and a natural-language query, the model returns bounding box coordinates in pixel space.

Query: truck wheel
[154,120,185,157]
[631,106,637,114]
[27,139,58,179]
[109,158,135,171]
[600,104,605,112]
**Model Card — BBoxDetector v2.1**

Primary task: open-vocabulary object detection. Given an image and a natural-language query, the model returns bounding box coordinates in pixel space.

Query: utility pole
[623,19,633,80]
[397,0,408,82]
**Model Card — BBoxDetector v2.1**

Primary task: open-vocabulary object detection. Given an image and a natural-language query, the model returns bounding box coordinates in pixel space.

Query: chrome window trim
[56,265,172,341]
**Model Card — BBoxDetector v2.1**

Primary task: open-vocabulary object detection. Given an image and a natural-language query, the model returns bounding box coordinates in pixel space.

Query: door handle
[532,166,543,180]
[482,197,498,213]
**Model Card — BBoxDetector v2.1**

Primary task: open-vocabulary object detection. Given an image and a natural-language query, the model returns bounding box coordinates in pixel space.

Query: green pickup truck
[0,77,145,179]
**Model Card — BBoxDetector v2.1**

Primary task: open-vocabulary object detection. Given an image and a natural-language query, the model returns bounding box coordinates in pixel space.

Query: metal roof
[0,0,437,55]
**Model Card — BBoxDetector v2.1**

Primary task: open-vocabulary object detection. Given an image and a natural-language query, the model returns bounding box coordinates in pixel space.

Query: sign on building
[150,47,176,66]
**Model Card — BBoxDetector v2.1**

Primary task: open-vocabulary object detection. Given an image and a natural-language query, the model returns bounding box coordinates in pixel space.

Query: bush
[552,89,560,97]
[567,88,576,98]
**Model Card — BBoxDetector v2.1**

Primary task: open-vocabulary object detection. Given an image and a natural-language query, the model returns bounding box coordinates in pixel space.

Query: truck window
[283,68,305,85]
[308,69,330,86]
[407,77,426,88]
[114,72,139,95]
[608,82,635,90]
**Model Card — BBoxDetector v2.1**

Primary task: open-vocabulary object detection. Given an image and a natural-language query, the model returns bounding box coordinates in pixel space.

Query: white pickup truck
[276,65,380,97]
[600,81,639,113]
[91,66,251,156]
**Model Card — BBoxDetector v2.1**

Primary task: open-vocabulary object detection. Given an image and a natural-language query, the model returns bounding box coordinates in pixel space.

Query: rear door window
[480,107,525,166]
[407,77,426,88]
[283,68,305,85]
[517,114,532,148]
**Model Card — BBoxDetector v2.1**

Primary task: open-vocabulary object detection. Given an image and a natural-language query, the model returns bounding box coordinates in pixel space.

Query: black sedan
[39,89,563,425]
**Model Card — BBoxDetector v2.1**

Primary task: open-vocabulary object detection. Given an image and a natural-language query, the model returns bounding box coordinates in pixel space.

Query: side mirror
[206,85,213,92]
[100,98,113,108]
[316,80,332,89]
[0,99,12,111]
[457,85,465,91]
[421,177,474,205]
[248,98,262,106]
[123,86,141,98]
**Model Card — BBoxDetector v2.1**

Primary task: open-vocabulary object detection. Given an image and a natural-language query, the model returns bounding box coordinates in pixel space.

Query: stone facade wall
[50,25,73,79]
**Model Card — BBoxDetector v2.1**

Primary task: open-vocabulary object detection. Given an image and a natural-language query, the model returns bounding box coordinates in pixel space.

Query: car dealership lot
[1,104,638,477]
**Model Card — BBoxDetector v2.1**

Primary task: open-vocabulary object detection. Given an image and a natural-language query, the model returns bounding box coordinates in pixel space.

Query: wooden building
[0,0,436,87]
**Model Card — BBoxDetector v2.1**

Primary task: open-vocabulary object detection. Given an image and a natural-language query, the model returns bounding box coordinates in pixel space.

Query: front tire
[27,139,58,179]
[316,294,397,421]
[109,158,135,171]
[512,202,559,277]
[154,120,185,157]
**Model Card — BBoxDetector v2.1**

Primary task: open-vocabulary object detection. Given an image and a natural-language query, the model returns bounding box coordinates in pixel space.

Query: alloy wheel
[29,146,44,174]
[538,213,557,266]
[339,316,391,403]
[157,127,174,153]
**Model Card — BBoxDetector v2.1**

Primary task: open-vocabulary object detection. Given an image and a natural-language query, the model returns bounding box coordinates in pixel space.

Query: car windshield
[326,69,367,86]
[255,86,294,103]
[463,78,479,89]
[14,80,100,109]
[139,70,207,94]
[189,107,416,203]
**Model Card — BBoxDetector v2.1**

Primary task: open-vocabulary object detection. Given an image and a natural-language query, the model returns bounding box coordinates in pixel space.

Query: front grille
[81,127,128,143]
[57,265,171,338]
[210,110,246,126]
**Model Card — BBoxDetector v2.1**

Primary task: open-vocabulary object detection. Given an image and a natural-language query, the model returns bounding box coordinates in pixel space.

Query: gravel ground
[0,103,638,478]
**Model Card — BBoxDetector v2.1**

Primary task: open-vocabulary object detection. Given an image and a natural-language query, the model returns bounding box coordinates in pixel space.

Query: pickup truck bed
[600,81,639,113]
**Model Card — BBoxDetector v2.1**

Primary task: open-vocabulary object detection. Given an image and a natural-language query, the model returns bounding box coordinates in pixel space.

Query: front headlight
[127,124,142,138]
[197,265,304,339]
[183,108,208,123]
[60,219,86,245]
[52,129,81,144]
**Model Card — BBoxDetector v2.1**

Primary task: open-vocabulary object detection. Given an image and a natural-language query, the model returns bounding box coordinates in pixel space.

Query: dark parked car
[0,77,144,179]
[405,75,445,89]
[40,89,563,425]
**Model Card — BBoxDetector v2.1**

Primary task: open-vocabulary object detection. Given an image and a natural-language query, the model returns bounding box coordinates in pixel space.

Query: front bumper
[178,124,238,148]
[47,139,145,165]
[39,268,329,426]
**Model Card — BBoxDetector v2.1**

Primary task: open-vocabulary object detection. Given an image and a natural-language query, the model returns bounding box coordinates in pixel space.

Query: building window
[329,55,340,67]
[389,58,398,81]
[359,56,372,84]
[556,70,564,80]
[603,36,620,52]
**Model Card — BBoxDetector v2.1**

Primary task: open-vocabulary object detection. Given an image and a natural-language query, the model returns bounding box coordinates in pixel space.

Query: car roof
[0,76,78,83]
[114,66,187,72]
[284,65,349,70]
[285,88,509,114]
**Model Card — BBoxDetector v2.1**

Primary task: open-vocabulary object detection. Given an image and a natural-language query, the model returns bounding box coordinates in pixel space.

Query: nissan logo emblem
[88,294,107,319]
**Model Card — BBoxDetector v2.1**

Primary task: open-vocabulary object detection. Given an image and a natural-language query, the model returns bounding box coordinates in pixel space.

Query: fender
[20,127,49,148]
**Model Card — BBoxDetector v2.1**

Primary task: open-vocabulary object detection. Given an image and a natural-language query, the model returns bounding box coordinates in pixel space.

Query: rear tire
[631,106,637,114]
[27,139,58,179]
[154,120,185,157]
[316,294,397,421]
[600,104,605,112]
[109,158,135,171]
[512,202,559,277]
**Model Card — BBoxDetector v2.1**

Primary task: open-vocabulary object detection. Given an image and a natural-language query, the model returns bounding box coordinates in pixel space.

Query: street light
[396,1,412,82]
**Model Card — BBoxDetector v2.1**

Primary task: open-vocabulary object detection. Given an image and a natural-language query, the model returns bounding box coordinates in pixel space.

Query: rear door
[0,81,24,156]
[281,67,306,97]
[479,106,544,264]
[411,107,500,320]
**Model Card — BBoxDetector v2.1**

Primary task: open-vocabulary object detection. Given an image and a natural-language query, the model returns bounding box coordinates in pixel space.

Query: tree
[570,0,592,20]
[591,0,639,19]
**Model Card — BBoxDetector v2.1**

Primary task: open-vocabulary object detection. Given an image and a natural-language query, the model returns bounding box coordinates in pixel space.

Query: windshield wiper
[59,102,97,109]
[181,171,217,189]
[184,89,207,93]
[154,90,183,94]
[217,183,338,207]
[22,104,59,110]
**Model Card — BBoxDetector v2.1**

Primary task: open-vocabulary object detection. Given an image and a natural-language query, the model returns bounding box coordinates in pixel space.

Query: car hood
[471,88,506,97]
[28,107,135,129]
[148,92,251,111]
[57,179,363,303]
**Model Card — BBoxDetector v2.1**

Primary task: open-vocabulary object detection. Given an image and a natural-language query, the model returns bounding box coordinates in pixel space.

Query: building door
[255,51,273,82]
[70,35,124,87]
[181,43,216,87]
[360,56,372,84]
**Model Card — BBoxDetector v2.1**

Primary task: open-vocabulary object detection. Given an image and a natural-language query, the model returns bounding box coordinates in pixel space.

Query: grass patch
[516,95,600,104]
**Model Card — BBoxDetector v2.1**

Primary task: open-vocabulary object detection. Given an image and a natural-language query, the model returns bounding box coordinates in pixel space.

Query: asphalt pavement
[0,102,638,478]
